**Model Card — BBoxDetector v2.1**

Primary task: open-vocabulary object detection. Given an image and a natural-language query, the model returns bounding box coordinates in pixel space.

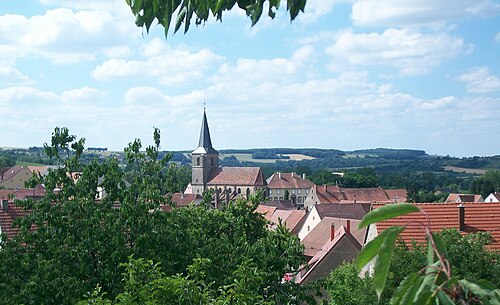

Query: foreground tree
[0,127,311,304]
[125,0,307,37]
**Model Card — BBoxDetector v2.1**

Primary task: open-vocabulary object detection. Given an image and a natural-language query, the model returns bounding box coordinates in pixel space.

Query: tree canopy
[0,127,312,304]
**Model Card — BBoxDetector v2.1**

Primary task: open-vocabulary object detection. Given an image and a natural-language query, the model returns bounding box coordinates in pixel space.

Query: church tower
[191,109,219,194]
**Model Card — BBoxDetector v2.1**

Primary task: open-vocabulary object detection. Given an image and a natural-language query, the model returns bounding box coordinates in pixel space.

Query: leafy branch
[125,0,306,37]
[356,203,500,304]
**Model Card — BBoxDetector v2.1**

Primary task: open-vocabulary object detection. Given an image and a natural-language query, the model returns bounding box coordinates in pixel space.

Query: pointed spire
[193,109,218,154]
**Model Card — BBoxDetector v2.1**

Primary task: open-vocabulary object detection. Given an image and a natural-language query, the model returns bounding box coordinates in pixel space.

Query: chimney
[346,220,351,233]
[2,199,8,212]
[330,223,335,241]
[278,172,281,179]
[302,173,306,180]
[458,204,465,231]
[324,185,327,192]
[181,192,184,199]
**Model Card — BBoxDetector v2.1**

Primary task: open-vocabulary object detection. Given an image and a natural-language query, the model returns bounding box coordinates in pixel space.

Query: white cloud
[0,86,57,104]
[325,28,465,75]
[92,43,223,86]
[0,7,138,64]
[0,66,30,85]
[297,0,346,23]
[61,87,107,102]
[352,0,500,27]
[495,32,500,42]
[460,67,500,93]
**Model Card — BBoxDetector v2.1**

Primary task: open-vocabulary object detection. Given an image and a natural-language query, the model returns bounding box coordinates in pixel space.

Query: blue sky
[0,0,499,157]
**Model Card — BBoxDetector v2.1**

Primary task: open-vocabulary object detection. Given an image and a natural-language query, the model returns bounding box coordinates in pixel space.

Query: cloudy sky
[0,1,499,157]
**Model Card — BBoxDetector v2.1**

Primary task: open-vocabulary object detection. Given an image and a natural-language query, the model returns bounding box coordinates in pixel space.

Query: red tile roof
[255,205,277,221]
[208,167,266,186]
[256,204,307,234]
[266,172,314,189]
[0,201,30,239]
[315,203,370,220]
[302,217,366,257]
[373,202,500,250]
[296,226,361,284]
[169,193,203,207]
[0,186,46,200]
[313,185,407,204]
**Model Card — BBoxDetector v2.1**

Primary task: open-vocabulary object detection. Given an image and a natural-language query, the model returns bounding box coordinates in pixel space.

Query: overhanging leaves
[125,0,306,38]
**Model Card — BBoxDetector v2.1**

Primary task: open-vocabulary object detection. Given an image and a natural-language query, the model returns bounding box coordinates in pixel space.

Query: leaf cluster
[125,0,306,37]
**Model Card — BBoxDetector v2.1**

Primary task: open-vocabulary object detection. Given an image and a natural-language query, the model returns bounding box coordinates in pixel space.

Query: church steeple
[191,109,219,194]
[194,109,217,154]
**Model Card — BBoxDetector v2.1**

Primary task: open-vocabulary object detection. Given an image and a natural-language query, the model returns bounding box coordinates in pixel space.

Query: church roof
[207,167,266,186]
[192,110,218,155]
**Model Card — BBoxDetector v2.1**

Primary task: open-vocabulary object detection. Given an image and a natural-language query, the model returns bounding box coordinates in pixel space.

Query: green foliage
[356,204,500,304]
[125,0,306,37]
[470,170,500,197]
[324,263,377,305]
[0,127,311,305]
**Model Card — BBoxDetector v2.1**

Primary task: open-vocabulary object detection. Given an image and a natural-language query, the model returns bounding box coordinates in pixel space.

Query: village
[1,111,499,293]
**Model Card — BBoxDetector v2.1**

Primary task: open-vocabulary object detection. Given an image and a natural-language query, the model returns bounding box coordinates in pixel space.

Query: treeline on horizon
[1,146,499,200]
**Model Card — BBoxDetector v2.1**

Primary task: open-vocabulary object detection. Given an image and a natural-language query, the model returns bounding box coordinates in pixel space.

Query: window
[274,197,278,200]
[307,226,310,231]
[227,188,232,193]
[197,157,200,166]
[246,188,250,196]
[298,197,302,203]
[292,189,295,194]
[303,197,306,202]
[279,197,283,200]
[269,190,273,195]
[277,190,281,194]
[238,188,241,194]
[298,189,301,194]
[306,189,309,194]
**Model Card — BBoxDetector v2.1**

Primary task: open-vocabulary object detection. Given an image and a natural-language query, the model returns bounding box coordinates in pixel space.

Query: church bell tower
[191,109,219,194]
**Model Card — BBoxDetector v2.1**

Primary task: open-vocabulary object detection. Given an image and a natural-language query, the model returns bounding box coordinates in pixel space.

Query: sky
[0,0,499,157]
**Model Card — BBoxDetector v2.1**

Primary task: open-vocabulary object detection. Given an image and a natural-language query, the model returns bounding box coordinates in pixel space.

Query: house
[303,185,407,209]
[484,192,500,202]
[294,225,361,285]
[445,193,484,203]
[365,202,500,251]
[266,172,314,205]
[0,166,33,189]
[188,110,267,203]
[160,193,204,211]
[298,202,370,240]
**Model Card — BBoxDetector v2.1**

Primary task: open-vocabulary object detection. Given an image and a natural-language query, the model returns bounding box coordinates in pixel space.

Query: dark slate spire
[193,109,218,154]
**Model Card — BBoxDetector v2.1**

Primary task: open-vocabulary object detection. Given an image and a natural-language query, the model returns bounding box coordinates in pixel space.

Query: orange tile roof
[208,167,266,186]
[266,172,314,189]
[373,202,500,250]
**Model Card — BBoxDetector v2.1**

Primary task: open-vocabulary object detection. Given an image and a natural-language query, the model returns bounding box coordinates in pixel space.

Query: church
[185,110,267,200]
